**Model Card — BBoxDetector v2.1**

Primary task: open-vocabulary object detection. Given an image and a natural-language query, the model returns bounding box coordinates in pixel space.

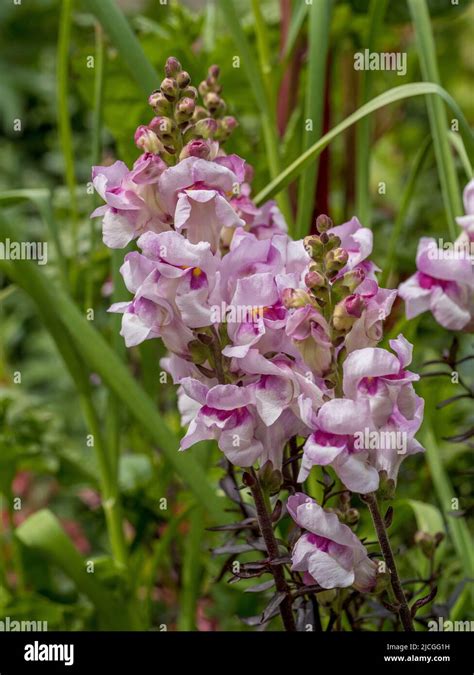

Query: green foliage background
[0,0,472,631]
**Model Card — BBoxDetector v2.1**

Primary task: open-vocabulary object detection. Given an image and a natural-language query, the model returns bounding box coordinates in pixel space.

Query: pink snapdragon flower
[298,398,380,493]
[298,336,424,491]
[398,237,473,331]
[92,154,170,248]
[157,156,245,251]
[178,378,305,468]
[288,493,377,591]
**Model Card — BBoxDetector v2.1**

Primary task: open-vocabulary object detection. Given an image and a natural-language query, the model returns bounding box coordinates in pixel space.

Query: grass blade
[255,82,474,206]
[219,0,292,226]
[408,0,463,239]
[281,0,309,63]
[57,0,78,255]
[294,0,332,239]
[0,223,227,523]
[84,0,158,95]
[177,504,205,631]
[448,131,473,181]
[354,0,389,226]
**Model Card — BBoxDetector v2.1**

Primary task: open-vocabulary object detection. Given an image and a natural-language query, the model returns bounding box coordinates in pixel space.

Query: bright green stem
[295,0,332,239]
[380,136,432,287]
[355,0,388,226]
[408,0,462,239]
[57,0,78,256]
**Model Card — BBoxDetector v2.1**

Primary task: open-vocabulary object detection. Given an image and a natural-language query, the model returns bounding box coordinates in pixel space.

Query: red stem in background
[278,0,305,220]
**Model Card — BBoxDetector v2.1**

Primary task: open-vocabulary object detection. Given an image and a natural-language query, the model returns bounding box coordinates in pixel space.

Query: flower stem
[246,471,296,632]
[364,492,413,631]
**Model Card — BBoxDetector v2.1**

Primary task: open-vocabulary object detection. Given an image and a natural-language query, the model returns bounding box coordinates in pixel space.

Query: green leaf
[83,0,158,95]
[255,82,474,206]
[0,222,227,524]
[398,499,445,535]
[282,0,308,63]
[15,510,135,630]
[294,0,332,239]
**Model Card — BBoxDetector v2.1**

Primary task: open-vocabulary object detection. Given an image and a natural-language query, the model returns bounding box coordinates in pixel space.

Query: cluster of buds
[135,57,238,164]
[302,215,365,337]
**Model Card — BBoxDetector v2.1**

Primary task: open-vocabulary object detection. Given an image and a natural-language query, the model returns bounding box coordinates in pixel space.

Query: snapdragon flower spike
[288,493,377,591]
[96,59,424,495]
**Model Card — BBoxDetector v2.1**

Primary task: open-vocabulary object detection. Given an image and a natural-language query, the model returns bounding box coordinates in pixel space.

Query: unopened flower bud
[193,106,209,122]
[175,97,196,124]
[304,235,324,259]
[198,80,210,97]
[165,56,182,78]
[182,86,198,101]
[282,288,311,309]
[332,294,364,331]
[325,233,342,251]
[204,92,222,114]
[208,64,220,79]
[341,267,365,292]
[148,91,171,115]
[179,139,211,161]
[177,70,191,88]
[194,117,218,139]
[161,77,179,100]
[305,270,325,289]
[325,247,349,273]
[134,125,163,154]
[222,116,237,132]
[315,214,333,233]
[149,116,177,145]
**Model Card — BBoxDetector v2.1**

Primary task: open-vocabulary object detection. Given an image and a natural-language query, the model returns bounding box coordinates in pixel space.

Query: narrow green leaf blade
[255,82,474,206]
[84,0,158,94]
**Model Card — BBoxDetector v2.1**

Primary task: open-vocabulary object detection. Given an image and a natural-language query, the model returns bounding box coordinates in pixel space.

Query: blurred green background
[0,0,472,631]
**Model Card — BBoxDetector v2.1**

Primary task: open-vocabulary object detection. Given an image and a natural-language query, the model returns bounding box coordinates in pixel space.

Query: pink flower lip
[307,533,332,552]
[358,376,380,395]
[417,271,451,290]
